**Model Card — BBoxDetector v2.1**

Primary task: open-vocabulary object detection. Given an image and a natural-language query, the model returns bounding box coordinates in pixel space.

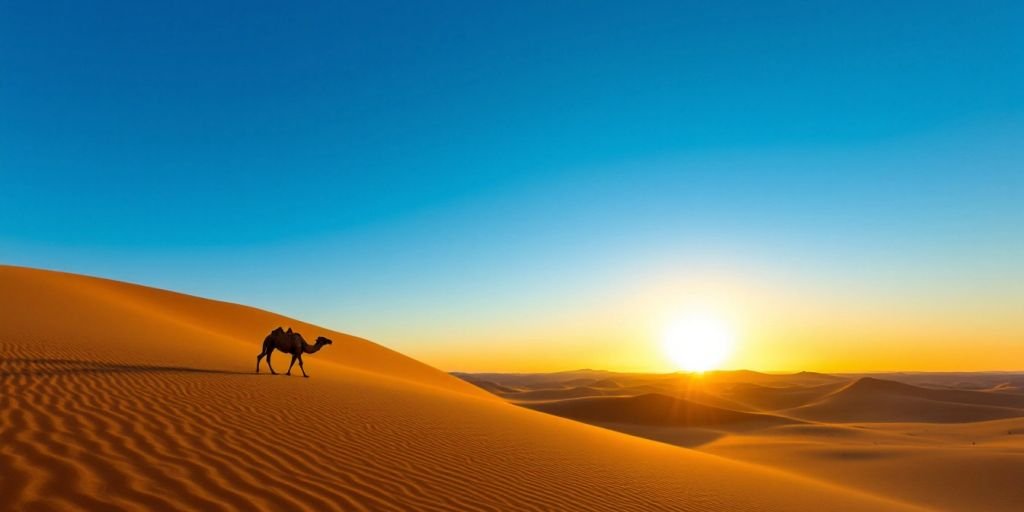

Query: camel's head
[316,336,333,347]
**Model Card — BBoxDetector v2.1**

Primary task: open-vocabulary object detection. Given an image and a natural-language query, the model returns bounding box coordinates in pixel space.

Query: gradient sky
[3,1,1023,372]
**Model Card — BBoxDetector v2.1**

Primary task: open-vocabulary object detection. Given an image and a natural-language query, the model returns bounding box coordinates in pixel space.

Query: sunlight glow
[662,310,735,372]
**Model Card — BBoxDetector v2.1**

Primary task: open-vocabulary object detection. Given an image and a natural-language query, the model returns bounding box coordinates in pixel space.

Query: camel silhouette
[255,327,332,378]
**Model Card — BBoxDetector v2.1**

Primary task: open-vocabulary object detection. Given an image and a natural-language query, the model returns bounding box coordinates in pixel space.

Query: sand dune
[841,372,1024,392]
[459,378,522,395]
[524,393,796,428]
[455,370,618,389]
[2,265,479,396]
[630,385,756,411]
[787,377,1024,423]
[720,381,848,411]
[462,368,1024,511]
[703,419,1024,512]
[991,382,1024,394]
[494,385,618,401]
[703,370,847,388]
[462,372,761,411]
[0,266,920,511]
[838,377,1024,408]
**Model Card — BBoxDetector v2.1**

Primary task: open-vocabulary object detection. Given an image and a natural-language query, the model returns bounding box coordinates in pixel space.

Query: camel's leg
[286,355,297,376]
[257,339,272,373]
[297,355,308,378]
[266,349,277,375]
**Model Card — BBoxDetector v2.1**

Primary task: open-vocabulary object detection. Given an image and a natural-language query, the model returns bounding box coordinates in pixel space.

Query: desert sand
[461,370,1024,511]
[0,266,923,511]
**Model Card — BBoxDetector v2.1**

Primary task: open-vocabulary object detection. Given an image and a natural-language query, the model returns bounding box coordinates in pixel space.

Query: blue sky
[2,1,1022,370]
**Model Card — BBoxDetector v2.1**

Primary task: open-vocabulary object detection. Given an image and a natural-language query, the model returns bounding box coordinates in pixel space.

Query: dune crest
[787,376,1024,423]
[0,265,489,397]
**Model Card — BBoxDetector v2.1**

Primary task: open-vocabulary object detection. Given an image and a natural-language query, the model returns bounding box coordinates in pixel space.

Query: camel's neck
[303,342,325,354]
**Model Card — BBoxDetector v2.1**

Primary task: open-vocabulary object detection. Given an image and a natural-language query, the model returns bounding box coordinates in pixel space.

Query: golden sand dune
[523,393,797,428]
[837,377,1024,408]
[703,418,1024,512]
[703,370,847,388]
[0,266,922,511]
[719,381,848,411]
[787,377,1024,423]
[841,372,1024,392]
[463,372,765,411]
[470,380,752,411]
[488,385,618,401]
[464,368,1024,511]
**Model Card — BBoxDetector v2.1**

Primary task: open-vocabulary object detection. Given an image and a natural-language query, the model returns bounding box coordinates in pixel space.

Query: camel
[255,327,333,378]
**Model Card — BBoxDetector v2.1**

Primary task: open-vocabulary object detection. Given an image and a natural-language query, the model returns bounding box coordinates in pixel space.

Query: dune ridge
[0,266,922,511]
[787,376,1024,423]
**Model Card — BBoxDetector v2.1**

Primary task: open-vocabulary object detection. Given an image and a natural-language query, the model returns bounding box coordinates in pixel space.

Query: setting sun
[662,310,736,372]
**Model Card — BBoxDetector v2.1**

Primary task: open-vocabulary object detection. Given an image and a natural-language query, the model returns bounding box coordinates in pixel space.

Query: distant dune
[721,381,848,410]
[0,266,920,511]
[524,393,797,428]
[704,370,848,388]
[462,368,1024,511]
[787,377,1024,423]
[839,377,1024,408]
[462,371,762,411]
[840,372,1024,392]
[460,378,521,395]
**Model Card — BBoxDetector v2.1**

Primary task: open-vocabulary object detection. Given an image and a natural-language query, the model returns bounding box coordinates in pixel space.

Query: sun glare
[662,310,736,373]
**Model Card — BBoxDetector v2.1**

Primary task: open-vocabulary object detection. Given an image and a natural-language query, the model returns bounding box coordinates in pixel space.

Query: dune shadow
[0,357,252,378]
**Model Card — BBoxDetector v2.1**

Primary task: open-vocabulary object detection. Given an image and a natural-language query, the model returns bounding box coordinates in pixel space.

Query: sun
[662,310,736,373]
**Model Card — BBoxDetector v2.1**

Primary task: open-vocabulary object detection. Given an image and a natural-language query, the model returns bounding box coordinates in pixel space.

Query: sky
[2,1,1023,372]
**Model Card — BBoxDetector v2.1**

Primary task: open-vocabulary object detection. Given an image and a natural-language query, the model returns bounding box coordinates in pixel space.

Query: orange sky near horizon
[383,271,1024,374]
